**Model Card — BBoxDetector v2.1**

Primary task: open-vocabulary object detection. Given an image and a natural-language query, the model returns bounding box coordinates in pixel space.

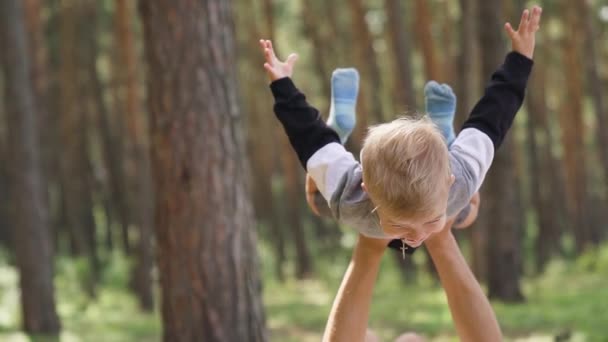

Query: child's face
[378,204,448,248]
[370,177,453,247]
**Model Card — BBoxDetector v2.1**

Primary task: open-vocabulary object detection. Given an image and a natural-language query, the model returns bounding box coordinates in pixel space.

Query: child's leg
[425,81,476,226]
[424,81,456,146]
[307,69,360,217]
[327,68,359,144]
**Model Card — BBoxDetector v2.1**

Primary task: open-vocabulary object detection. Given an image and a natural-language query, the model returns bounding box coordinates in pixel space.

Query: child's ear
[361,182,368,192]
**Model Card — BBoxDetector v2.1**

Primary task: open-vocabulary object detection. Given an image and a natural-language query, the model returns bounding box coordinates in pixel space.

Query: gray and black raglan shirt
[270,52,533,252]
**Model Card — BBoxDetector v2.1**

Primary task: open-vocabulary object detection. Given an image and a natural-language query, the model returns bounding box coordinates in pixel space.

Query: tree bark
[455,0,479,128]
[478,0,524,302]
[581,0,608,240]
[114,0,155,311]
[413,0,442,81]
[238,0,288,281]
[560,0,593,252]
[0,0,61,334]
[140,0,267,340]
[348,0,384,124]
[384,0,417,111]
[58,2,99,290]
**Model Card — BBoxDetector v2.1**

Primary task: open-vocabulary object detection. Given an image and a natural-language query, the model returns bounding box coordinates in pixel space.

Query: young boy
[260,5,541,251]
[306,71,479,230]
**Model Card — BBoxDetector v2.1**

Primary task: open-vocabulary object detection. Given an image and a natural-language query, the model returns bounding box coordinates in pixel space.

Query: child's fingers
[264,48,273,63]
[263,63,274,73]
[517,9,529,32]
[504,22,516,39]
[286,53,299,67]
[259,39,268,54]
[528,6,542,32]
[266,40,277,59]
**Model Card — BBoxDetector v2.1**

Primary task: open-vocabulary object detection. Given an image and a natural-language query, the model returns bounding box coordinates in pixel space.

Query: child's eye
[391,224,410,230]
[426,216,443,225]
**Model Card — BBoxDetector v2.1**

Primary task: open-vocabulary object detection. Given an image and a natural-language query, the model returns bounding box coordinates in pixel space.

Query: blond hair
[361,116,451,220]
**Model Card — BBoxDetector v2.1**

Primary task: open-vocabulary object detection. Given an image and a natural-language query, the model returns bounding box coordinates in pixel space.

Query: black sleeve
[461,52,534,150]
[270,77,340,168]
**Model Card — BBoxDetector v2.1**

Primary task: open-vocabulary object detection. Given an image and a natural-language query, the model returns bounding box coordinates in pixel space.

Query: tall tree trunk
[0,132,9,249]
[384,0,417,111]
[140,1,267,340]
[114,0,155,311]
[39,0,66,253]
[413,0,442,81]
[457,0,486,279]
[560,0,593,252]
[526,52,561,273]
[58,0,100,296]
[455,0,478,128]
[478,0,524,302]
[234,0,286,281]
[23,0,53,237]
[301,1,331,98]
[277,130,312,278]
[321,0,347,67]
[0,0,61,334]
[348,0,384,124]
[581,0,608,240]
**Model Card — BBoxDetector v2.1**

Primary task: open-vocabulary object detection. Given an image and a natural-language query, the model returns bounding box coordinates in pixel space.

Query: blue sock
[328,68,359,144]
[424,81,456,146]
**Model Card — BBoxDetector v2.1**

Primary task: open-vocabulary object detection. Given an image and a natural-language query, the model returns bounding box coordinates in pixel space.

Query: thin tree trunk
[0,0,61,333]
[301,1,331,98]
[349,0,384,124]
[279,140,313,279]
[140,0,268,340]
[413,0,442,81]
[560,0,593,252]
[234,0,286,281]
[581,0,608,240]
[58,0,98,295]
[384,0,417,111]
[525,45,565,272]
[115,0,155,311]
[478,0,524,302]
[455,0,478,128]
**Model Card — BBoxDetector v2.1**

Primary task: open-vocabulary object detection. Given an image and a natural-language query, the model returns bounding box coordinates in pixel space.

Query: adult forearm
[426,232,502,342]
[323,239,384,342]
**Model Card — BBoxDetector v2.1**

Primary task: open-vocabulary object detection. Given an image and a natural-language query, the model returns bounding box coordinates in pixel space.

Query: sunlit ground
[264,254,606,342]
[0,244,607,342]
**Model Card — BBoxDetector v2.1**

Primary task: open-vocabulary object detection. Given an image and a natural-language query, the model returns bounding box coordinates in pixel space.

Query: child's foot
[424,81,456,146]
[328,68,359,144]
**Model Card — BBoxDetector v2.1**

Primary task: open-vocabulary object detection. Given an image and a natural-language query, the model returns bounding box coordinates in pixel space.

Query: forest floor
[0,244,607,342]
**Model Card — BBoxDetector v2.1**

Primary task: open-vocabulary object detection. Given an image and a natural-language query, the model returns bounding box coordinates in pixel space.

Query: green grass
[0,253,160,342]
[264,245,608,342]
[1,245,608,341]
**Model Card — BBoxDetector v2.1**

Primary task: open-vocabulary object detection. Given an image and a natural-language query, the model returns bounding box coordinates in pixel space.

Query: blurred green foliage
[1,242,607,341]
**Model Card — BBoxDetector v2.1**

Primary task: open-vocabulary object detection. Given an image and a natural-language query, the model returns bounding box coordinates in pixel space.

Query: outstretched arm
[460,6,542,150]
[445,6,542,217]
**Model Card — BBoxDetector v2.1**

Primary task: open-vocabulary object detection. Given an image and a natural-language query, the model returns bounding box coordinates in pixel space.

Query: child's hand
[259,39,299,82]
[504,6,542,59]
[305,174,321,216]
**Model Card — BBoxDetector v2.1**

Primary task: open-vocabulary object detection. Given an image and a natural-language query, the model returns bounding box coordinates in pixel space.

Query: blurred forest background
[1,0,608,341]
